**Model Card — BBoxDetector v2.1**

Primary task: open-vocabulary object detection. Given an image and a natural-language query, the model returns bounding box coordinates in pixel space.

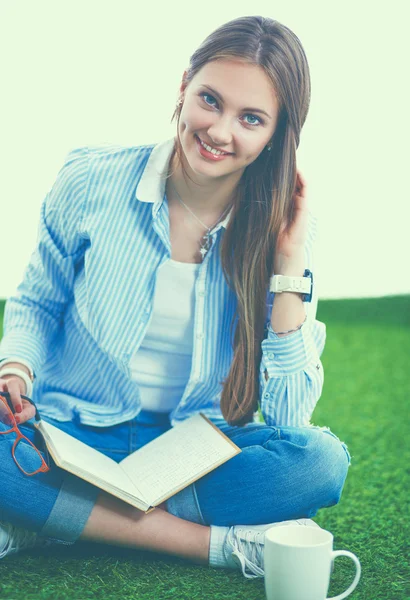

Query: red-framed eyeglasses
[0,391,50,476]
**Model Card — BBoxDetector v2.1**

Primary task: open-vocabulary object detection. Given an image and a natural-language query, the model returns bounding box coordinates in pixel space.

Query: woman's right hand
[0,375,36,424]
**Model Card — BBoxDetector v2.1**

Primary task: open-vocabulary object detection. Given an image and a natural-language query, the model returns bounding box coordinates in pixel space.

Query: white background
[1,1,408,299]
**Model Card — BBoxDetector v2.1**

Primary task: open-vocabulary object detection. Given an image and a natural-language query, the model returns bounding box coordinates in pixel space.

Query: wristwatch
[269,269,313,302]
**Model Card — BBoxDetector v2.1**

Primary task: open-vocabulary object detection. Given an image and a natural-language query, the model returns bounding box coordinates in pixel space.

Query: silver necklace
[169,178,232,261]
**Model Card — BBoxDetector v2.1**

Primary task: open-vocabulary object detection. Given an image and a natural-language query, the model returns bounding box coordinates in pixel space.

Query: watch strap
[269,269,313,302]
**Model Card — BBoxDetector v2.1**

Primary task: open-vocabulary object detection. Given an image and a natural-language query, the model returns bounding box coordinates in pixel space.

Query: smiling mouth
[195,134,233,156]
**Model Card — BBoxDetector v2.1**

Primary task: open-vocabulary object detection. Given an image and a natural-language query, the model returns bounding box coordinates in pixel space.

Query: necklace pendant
[199,231,212,261]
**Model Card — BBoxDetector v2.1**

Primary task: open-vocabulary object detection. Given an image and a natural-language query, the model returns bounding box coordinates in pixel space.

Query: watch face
[303,269,313,302]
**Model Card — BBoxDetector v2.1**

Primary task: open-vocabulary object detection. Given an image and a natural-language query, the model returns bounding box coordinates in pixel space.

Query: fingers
[15,403,36,425]
[297,169,306,183]
[295,170,307,199]
[0,376,35,424]
[0,376,25,411]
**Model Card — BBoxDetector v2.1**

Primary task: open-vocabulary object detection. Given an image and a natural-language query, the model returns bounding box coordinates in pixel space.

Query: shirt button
[197,332,204,339]
[264,392,270,399]
[267,352,275,359]
[198,291,205,297]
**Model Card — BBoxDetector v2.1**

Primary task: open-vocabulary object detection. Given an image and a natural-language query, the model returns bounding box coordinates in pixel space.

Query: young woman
[0,16,351,579]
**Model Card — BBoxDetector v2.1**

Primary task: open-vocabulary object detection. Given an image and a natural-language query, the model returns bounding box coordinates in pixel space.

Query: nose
[207,117,233,148]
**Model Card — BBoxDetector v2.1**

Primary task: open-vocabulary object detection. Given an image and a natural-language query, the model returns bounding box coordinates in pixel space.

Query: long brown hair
[168,16,311,426]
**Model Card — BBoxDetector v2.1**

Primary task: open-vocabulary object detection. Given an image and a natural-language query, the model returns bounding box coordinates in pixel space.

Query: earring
[266,144,272,152]
[176,97,183,107]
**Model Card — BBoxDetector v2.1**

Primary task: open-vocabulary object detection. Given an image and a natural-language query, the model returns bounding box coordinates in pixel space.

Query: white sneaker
[0,521,51,559]
[224,518,322,579]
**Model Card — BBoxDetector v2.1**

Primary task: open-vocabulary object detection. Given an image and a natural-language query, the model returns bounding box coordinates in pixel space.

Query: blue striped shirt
[0,136,326,428]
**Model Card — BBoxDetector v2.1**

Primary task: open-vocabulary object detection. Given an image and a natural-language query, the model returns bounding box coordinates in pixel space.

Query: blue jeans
[0,410,351,544]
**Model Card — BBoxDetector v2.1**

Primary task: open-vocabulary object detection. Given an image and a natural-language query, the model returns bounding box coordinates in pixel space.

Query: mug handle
[327,550,361,600]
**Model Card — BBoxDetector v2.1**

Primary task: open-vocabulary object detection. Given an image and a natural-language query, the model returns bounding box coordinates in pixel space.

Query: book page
[36,420,145,501]
[119,413,240,506]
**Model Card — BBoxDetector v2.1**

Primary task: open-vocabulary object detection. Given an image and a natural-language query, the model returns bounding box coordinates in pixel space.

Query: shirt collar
[135,135,233,229]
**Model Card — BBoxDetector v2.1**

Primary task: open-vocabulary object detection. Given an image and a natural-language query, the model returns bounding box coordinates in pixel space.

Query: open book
[34,413,241,513]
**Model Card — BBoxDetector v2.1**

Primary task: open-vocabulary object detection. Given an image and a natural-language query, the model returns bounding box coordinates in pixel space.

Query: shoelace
[230,529,266,579]
[229,520,310,579]
[0,522,40,559]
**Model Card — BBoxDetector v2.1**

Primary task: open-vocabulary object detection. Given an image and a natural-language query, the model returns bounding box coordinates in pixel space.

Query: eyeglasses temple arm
[18,394,42,422]
[0,390,42,422]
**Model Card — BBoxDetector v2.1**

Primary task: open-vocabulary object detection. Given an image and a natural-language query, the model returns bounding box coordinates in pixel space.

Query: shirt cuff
[261,321,313,376]
[0,329,46,378]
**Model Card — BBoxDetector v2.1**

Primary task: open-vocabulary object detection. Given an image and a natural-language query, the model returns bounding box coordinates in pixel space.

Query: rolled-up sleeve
[0,148,89,376]
[259,211,326,427]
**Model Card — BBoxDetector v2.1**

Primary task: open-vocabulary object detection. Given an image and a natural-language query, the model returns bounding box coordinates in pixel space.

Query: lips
[195,134,233,155]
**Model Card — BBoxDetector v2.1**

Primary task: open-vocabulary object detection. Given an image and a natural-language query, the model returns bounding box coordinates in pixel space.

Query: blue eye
[243,114,262,126]
[201,92,218,107]
[199,92,263,126]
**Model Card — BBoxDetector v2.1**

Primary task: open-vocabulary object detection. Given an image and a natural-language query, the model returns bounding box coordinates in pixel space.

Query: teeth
[198,137,228,155]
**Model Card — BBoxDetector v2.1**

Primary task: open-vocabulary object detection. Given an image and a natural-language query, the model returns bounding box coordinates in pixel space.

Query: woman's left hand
[274,169,310,266]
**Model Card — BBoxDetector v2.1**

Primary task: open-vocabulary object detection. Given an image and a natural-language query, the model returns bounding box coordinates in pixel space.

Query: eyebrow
[201,84,273,120]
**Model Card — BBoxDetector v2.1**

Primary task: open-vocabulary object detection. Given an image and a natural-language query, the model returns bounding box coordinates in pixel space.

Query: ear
[179,69,189,95]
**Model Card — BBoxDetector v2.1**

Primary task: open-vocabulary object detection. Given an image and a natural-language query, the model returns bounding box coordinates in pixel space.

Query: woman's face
[177,58,280,181]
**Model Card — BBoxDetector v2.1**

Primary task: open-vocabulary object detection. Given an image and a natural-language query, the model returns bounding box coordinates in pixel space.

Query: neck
[167,143,240,218]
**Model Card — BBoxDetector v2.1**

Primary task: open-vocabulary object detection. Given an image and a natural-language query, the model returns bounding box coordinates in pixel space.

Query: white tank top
[128,257,201,412]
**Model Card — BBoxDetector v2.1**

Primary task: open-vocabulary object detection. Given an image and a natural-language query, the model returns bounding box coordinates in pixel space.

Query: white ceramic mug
[264,525,361,600]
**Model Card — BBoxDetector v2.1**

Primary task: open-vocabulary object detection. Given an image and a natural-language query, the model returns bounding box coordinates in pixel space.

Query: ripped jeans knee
[308,424,352,467]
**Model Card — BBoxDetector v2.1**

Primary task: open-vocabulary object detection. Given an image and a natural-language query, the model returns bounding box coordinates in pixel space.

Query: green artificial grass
[0,295,409,599]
